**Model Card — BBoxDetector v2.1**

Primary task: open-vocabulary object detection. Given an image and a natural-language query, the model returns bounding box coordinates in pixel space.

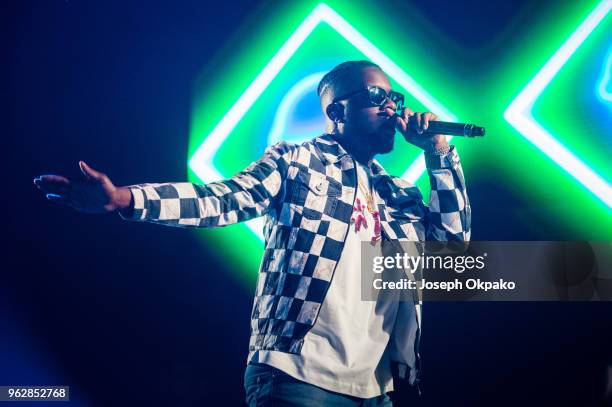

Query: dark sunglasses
[333,85,405,112]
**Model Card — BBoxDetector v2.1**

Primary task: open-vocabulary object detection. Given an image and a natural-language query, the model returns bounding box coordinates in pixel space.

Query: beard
[374,133,394,154]
[344,119,396,156]
[371,123,396,154]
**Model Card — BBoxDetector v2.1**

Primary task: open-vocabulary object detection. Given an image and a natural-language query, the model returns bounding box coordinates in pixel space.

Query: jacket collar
[313,133,349,165]
[313,133,390,182]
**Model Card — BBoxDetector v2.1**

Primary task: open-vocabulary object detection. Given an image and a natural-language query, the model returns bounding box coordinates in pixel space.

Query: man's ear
[326,102,345,123]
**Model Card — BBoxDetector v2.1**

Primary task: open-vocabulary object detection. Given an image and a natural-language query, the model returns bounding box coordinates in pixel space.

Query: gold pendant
[365,193,375,212]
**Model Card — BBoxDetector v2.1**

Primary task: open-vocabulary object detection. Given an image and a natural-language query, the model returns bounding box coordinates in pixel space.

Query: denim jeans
[244,362,393,406]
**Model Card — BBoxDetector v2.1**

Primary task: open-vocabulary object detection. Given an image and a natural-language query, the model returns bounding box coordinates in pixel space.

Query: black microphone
[398,115,486,137]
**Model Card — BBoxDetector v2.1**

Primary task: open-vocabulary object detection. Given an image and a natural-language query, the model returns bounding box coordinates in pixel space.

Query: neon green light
[188,2,458,241]
[504,0,612,207]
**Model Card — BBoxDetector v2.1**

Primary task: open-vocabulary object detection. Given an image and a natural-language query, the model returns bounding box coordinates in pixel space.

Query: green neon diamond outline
[504,0,612,207]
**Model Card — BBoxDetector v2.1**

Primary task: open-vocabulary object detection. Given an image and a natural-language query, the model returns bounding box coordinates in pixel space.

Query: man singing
[34,60,470,406]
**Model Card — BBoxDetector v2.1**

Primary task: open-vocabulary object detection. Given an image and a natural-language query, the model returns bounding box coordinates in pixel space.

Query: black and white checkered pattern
[120,133,470,369]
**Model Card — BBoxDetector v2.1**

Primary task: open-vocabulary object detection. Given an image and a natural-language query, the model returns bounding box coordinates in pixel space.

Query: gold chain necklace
[356,164,376,213]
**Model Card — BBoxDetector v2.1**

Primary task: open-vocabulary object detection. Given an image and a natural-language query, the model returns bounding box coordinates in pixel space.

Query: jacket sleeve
[422,145,471,241]
[118,141,296,228]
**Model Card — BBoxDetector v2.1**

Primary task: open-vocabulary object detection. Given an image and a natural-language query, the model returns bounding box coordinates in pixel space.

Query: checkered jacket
[121,133,470,385]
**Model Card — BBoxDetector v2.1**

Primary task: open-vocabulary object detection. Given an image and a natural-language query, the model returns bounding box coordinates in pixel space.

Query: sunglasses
[333,85,405,112]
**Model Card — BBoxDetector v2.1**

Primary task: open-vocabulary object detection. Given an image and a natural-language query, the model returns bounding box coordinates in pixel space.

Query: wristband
[428,143,451,156]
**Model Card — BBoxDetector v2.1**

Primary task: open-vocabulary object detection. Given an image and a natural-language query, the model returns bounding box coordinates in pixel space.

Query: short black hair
[317,60,381,100]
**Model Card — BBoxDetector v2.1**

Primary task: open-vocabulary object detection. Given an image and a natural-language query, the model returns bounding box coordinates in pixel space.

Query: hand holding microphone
[389,107,485,153]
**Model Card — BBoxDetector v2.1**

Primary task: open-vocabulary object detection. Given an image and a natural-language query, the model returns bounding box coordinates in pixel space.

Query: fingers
[383,106,396,117]
[406,111,438,134]
[79,161,103,180]
[401,108,425,134]
[394,112,407,133]
[35,175,70,185]
[33,175,71,194]
[422,112,438,132]
[45,193,69,205]
[401,107,414,121]
[396,108,439,139]
[395,107,413,132]
[415,113,422,133]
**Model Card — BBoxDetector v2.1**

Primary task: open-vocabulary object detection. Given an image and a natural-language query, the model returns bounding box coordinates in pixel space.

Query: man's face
[334,67,398,155]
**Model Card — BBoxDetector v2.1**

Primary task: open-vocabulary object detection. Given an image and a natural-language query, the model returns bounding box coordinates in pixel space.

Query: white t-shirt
[248,159,411,398]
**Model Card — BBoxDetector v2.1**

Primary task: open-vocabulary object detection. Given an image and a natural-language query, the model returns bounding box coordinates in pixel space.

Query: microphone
[397,115,486,137]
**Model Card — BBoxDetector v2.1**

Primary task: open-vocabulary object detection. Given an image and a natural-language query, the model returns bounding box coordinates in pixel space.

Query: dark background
[6,1,612,406]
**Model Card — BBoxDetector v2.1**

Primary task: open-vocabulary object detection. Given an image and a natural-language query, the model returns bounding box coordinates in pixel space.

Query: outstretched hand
[33,161,132,213]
